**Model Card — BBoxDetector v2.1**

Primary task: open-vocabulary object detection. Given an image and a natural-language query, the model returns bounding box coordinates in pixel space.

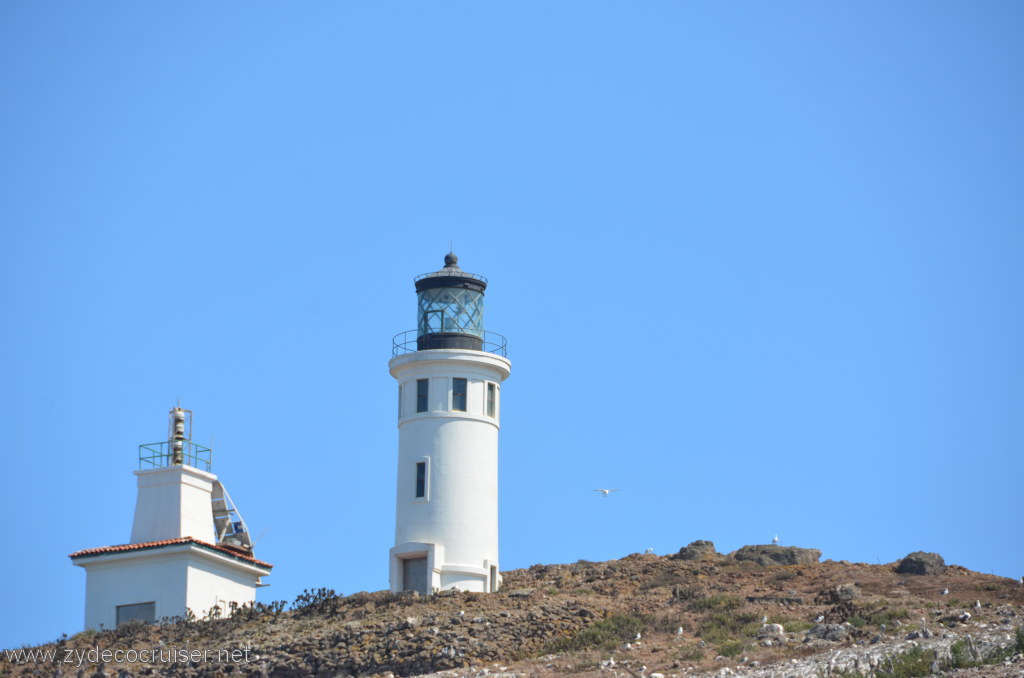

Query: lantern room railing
[138,441,212,472]
[392,329,507,357]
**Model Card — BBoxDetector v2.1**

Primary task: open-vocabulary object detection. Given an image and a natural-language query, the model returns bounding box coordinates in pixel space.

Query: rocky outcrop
[896,551,946,575]
[805,623,849,642]
[672,540,718,561]
[733,544,821,566]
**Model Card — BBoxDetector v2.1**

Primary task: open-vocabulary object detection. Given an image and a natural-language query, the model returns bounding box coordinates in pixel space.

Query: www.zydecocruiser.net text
[4,646,259,667]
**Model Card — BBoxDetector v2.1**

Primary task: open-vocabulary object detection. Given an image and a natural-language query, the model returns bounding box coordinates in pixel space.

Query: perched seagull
[960,612,972,623]
[761,615,768,624]
[772,535,779,545]
[698,640,707,648]
[941,588,949,596]
[458,610,465,617]
[974,600,982,609]
[814,615,825,623]
[676,626,684,636]
[594,489,619,496]
[635,632,642,641]
[645,548,654,554]
[880,624,886,634]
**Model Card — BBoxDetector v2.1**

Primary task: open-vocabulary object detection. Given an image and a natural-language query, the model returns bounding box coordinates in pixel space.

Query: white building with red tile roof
[70,408,271,630]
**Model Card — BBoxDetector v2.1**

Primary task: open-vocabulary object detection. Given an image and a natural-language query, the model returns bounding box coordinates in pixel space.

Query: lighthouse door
[402,556,428,594]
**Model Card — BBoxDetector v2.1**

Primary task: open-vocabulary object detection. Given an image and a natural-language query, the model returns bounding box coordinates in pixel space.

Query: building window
[486,382,496,417]
[416,379,428,413]
[398,384,403,418]
[452,378,467,411]
[116,602,156,626]
[415,461,426,498]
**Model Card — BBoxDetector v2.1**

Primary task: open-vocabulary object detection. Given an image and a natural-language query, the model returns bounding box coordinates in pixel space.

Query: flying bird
[594,489,619,496]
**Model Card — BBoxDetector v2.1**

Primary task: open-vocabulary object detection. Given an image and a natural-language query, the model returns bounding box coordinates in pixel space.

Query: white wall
[75,544,269,630]
[389,349,510,593]
[130,465,217,544]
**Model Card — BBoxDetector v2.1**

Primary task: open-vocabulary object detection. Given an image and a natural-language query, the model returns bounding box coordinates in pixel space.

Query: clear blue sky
[1,1,1022,649]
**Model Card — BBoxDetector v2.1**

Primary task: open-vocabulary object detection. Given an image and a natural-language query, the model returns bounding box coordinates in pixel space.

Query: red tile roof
[69,537,273,570]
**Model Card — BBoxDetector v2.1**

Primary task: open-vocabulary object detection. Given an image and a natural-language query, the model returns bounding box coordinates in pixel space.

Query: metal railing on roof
[139,441,212,472]
[414,270,488,284]
[392,329,507,357]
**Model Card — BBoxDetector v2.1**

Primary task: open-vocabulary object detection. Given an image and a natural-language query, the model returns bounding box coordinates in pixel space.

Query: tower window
[398,384,403,418]
[452,378,467,412]
[415,461,426,498]
[486,383,496,417]
[416,379,428,413]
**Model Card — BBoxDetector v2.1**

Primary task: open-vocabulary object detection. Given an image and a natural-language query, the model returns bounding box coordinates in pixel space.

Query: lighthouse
[388,253,511,594]
[70,408,271,629]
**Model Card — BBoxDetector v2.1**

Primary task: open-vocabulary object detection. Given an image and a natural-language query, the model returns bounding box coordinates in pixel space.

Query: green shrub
[548,614,645,652]
[876,646,933,678]
[699,611,760,644]
[869,607,910,627]
[690,595,743,612]
[846,616,867,629]
[783,621,813,633]
[676,645,704,662]
[718,640,746,658]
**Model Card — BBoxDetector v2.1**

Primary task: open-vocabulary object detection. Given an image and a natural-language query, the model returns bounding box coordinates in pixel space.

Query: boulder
[895,551,946,575]
[805,623,849,642]
[834,583,861,601]
[758,623,785,637]
[733,544,821,566]
[672,540,718,561]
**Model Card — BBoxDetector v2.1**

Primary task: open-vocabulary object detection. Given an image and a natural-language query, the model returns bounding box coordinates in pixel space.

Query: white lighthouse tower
[388,253,511,594]
[70,408,271,629]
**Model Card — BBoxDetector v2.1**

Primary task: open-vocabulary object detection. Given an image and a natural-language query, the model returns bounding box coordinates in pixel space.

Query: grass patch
[876,646,934,678]
[690,595,743,612]
[846,616,867,629]
[548,614,645,652]
[783,621,814,633]
[676,645,705,662]
[868,607,910,627]
[698,611,760,644]
[718,640,747,658]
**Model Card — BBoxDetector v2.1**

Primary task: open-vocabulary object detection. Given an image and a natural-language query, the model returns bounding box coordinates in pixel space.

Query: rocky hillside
[4,543,1023,678]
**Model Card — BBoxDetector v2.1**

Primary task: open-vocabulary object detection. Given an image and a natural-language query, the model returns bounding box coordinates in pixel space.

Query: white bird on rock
[635,632,642,641]
[772,535,779,544]
[814,615,824,623]
[941,588,949,596]
[594,489,619,497]
[676,626,684,636]
[974,600,982,610]
[960,612,972,623]
[761,615,768,624]
[645,548,654,554]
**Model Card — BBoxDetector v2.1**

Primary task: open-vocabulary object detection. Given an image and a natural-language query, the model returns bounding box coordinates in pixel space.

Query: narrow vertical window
[415,461,426,498]
[486,382,496,417]
[416,379,428,413]
[398,384,403,418]
[452,378,467,411]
